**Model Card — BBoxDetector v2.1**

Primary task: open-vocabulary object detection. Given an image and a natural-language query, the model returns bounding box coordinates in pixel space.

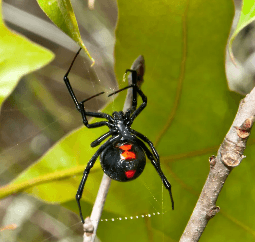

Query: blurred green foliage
[36,0,94,63]
[229,0,255,55]
[0,0,53,109]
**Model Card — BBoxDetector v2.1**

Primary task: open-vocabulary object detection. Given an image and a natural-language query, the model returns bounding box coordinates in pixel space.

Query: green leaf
[36,0,94,64]
[4,0,255,241]
[229,0,255,58]
[0,0,54,109]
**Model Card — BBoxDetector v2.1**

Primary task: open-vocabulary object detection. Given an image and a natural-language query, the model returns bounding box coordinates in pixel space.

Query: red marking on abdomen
[119,144,132,151]
[119,144,136,160]
[121,151,136,159]
[125,170,136,179]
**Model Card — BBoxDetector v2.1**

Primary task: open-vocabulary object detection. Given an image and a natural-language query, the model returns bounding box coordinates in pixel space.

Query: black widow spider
[63,49,174,223]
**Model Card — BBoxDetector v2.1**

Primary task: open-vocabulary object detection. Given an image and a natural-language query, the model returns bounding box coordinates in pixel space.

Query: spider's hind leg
[134,138,174,210]
[150,158,174,210]
[76,135,120,223]
[76,160,95,224]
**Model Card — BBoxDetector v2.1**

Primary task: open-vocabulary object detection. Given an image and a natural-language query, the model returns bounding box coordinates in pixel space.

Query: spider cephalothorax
[63,49,174,223]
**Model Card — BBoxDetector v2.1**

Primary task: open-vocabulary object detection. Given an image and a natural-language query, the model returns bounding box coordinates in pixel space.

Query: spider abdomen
[100,141,146,182]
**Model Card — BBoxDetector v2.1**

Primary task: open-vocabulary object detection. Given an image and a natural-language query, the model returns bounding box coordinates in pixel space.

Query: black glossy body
[63,49,174,223]
[100,141,146,182]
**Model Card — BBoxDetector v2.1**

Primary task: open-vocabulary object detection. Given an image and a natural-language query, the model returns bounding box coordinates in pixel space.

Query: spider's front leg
[107,70,147,124]
[76,135,120,223]
[63,48,82,111]
[79,102,112,129]
[63,48,111,123]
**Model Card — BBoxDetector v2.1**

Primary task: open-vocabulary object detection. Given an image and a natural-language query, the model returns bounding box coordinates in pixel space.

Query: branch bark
[180,87,255,242]
[83,55,145,242]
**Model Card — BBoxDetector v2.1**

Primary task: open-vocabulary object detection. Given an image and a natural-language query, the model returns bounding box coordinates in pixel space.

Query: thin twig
[180,86,255,242]
[83,55,145,242]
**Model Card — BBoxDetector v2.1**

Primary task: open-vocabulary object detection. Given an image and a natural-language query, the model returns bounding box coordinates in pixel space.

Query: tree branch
[83,55,145,242]
[180,87,255,242]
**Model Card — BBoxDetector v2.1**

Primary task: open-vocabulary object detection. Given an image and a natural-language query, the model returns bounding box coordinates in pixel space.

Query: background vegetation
[1,0,255,241]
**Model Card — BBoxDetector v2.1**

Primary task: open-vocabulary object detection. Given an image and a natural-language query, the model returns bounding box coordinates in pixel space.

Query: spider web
[0,53,168,242]
[0,14,174,235]
[0,1,174,241]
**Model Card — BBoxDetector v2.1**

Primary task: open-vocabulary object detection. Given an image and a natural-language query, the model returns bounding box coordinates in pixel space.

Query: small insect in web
[63,48,174,223]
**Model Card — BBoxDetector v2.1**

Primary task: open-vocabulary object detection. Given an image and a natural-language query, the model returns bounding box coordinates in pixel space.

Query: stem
[180,87,255,241]
[83,55,145,241]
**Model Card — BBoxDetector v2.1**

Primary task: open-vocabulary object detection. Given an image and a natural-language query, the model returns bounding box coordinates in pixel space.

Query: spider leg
[76,135,120,223]
[134,138,174,210]
[125,69,138,110]
[85,111,113,122]
[107,70,147,122]
[64,49,113,123]
[108,70,138,110]
[64,48,82,110]
[90,131,113,147]
[124,69,147,121]
[79,103,113,128]
[108,84,134,97]
[130,129,159,161]
[130,85,147,122]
